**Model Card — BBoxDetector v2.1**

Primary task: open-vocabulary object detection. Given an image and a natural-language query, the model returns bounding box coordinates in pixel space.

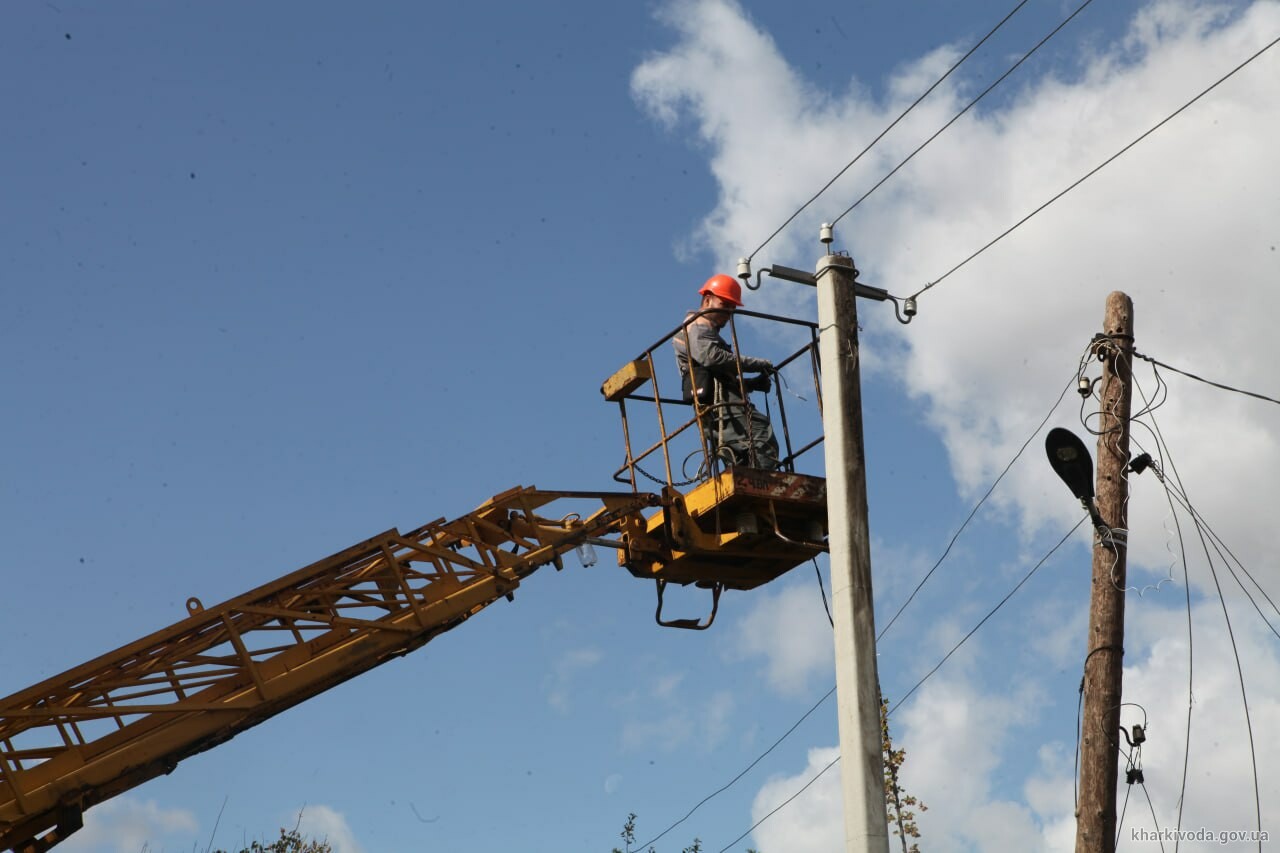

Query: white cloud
[1013,598,1280,853]
[59,797,198,853]
[1022,745,1077,851]
[543,646,604,712]
[635,0,1280,555]
[749,746,843,853]
[636,0,1280,850]
[620,687,736,752]
[621,711,695,753]
[54,797,364,853]
[894,676,1043,852]
[1118,601,1280,846]
[293,804,365,853]
[743,675,1053,853]
[729,580,834,696]
[652,671,686,699]
[633,0,903,317]
[1025,593,1090,669]
[745,661,1048,853]
[871,535,947,622]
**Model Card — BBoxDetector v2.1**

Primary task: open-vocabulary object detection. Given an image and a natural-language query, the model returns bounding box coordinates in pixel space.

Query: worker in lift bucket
[673,273,780,472]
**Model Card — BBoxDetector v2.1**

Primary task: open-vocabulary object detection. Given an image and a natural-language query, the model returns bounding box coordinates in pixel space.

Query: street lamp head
[1045,427,1095,503]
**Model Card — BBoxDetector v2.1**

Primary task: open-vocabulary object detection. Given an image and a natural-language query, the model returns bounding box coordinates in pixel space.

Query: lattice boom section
[0,486,655,853]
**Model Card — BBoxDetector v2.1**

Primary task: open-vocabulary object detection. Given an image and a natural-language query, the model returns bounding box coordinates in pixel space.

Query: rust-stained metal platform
[619,467,828,591]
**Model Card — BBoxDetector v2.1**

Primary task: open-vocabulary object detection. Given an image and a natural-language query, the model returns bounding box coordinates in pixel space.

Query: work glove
[743,357,774,374]
[745,373,771,393]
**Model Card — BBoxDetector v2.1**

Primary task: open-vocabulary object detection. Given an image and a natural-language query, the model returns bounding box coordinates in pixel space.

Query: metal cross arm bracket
[759,264,890,304]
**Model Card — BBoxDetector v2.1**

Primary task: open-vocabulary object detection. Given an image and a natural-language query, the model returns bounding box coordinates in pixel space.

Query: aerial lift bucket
[602,307,830,628]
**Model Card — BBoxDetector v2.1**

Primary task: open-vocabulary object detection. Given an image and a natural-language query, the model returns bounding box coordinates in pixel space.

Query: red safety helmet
[698,273,743,307]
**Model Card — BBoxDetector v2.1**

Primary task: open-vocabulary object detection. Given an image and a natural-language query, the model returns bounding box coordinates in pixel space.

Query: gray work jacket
[673,312,766,403]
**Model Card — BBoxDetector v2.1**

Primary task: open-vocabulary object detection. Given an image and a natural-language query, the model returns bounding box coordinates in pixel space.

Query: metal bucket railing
[605,309,825,492]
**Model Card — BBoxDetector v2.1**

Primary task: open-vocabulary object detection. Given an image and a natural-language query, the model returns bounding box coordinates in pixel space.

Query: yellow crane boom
[0,487,656,853]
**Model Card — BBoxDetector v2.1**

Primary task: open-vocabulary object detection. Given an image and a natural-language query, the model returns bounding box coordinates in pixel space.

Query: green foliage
[212,827,333,853]
[607,698,924,853]
[882,696,927,853]
[612,812,655,853]
[610,813,753,853]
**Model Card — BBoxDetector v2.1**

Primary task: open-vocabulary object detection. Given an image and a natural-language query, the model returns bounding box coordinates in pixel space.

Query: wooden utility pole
[1075,292,1135,853]
[815,250,890,853]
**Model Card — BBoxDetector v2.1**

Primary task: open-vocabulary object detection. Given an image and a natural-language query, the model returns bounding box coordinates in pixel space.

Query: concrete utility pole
[1075,292,1135,853]
[815,249,890,853]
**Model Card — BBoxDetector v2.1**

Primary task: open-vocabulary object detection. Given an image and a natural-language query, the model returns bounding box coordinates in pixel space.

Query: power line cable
[638,363,1076,845]
[1151,415,1264,849]
[1133,364,1280,633]
[713,343,1274,849]
[913,31,1280,301]
[744,0,1031,262]
[1140,780,1168,853]
[709,516,1085,850]
[813,558,834,627]
[877,361,1082,641]
[714,752,841,853]
[642,352,1231,850]
[727,370,1090,845]
[831,0,1097,227]
[1134,350,1280,407]
[1193,507,1263,850]
[1158,474,1280,642]
[1116,775,1134,849]
[1116,376,1260,849]
[634,422,1078,849]
[887,515,1085,716]
[1107,370,1177,596]
[1134,405,1195,849]
[631,685,836,852]
[1131,375,1272,848]
[1073,676,1084,812]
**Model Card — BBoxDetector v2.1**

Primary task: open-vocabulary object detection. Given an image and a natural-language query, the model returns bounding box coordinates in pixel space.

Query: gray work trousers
[701,391,779,471]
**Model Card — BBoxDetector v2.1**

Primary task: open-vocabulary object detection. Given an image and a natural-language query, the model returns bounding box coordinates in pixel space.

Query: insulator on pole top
[820,223,834,245]
[737,257,751,282]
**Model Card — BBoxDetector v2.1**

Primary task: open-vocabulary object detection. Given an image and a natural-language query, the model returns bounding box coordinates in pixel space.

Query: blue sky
[4,1,1279,851]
